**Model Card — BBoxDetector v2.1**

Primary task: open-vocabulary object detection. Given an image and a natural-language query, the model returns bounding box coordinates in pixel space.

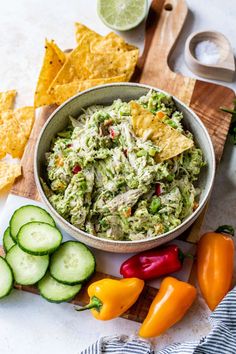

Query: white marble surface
[0,0,236,353]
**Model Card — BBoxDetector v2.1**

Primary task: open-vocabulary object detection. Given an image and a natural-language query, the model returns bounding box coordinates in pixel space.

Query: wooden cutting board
[5,0,235,322]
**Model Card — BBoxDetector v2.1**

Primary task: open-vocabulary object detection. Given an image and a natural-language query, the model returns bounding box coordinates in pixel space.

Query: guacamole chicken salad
[44,91,205,241]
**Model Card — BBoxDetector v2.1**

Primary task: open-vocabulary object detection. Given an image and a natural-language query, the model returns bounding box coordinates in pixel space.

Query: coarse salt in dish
[194,40,220,65]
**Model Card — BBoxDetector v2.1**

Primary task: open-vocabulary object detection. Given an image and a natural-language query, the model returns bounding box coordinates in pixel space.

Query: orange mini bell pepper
[139,277,197,338]
[197,225,235,311]
[75,277,144,320]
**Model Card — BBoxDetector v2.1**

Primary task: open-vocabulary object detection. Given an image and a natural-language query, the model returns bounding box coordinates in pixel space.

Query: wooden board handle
[144,0,187,73]
[140,0,195,105]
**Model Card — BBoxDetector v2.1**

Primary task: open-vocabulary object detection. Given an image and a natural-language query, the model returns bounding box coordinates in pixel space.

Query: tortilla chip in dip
[130,101,194,161]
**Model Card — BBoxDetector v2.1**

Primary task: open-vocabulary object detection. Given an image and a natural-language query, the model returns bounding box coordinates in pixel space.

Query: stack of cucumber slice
[1,205,95,303]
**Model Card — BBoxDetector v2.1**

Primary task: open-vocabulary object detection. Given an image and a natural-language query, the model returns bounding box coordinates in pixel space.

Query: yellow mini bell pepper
[75,277,144,320]
[139,277,197,338]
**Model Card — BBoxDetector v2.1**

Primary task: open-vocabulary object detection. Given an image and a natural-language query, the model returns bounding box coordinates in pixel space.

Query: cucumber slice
[50,241,95,285]
[3,227,16,253]
[38,272,82,303]
[18,222,62,256]
[0,256,13,299]
[6,245,49,285]
[10,205,55,241]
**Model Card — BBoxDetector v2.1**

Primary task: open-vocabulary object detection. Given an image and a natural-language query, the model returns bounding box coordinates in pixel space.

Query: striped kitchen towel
[80,286,236,354]
[81,335,154,354]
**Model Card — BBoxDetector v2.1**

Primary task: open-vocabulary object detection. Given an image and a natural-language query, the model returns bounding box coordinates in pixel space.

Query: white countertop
[0,1,235,353]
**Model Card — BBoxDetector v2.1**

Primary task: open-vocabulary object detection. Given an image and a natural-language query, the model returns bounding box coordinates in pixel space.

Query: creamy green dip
[44,90,205,241]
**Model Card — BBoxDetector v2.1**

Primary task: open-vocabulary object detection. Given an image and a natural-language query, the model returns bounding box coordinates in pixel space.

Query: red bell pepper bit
[155,183,162,196]
[120,244,184,280]
[72,164,82,174]
[110,128,116,139]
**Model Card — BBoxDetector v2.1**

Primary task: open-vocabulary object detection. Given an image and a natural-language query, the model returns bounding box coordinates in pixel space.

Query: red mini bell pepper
[120,244,185,280]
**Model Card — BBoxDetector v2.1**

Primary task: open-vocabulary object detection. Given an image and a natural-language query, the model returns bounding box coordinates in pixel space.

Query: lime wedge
[97,0,148,31]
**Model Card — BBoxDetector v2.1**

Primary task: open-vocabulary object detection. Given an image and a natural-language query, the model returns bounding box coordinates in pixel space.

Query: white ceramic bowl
[35,83,215,253]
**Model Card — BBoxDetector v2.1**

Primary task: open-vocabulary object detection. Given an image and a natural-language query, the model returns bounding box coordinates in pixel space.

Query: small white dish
[185,30,235,82]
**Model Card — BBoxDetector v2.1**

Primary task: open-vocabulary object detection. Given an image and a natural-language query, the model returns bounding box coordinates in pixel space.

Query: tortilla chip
[0,161,21,191]
[48,36,91,89]
[14,106,35,138]
[0,116,24,158]
[0,112,17,158]
[75,22,102,44]
[0,107,34,159]
[35,24,139,107]
[0,90,16,111]
[50,26,138,91]
[34,40,66,108]
[130,101,194,161]
[49,48,138,91]
[51,75,127,105]
[90,32,137,53]
[75,22,137,53]
[85,50,139,80]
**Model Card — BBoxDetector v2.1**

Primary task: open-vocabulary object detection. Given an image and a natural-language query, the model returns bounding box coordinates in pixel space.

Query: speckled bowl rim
[34,82,216,246]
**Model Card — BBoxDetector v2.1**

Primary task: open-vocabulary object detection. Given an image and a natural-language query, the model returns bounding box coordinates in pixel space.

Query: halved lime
[97,0,148,31]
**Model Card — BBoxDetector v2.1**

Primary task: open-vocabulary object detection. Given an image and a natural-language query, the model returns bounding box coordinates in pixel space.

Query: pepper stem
[215,225,235,236]
[75,296,103,313]
[178,249,194,263]
[178,249,185,263]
